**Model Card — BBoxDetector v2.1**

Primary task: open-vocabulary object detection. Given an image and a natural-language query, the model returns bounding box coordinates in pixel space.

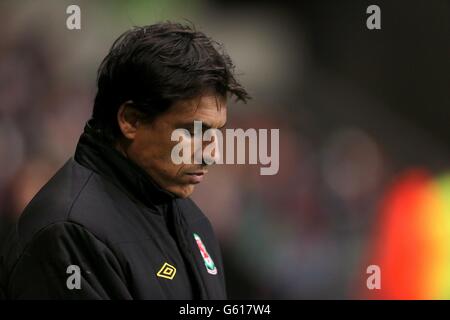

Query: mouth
[185,171,207,184]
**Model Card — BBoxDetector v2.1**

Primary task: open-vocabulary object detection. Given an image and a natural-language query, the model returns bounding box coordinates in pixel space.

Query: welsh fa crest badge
[193,233,217,275]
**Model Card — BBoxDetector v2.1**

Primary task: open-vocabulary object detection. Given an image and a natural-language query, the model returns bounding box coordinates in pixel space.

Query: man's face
[120,94,227,198]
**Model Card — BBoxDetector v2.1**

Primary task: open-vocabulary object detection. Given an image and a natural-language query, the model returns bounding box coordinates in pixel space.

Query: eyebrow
[186,120,227,130]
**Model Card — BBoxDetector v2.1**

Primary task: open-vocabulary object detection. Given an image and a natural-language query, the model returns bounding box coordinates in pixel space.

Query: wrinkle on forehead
[193,92,226,113]
[160,93,227,130]
[173,94,226,118]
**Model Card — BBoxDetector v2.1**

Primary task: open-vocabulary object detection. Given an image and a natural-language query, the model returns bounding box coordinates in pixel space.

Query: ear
[117,101,142,140]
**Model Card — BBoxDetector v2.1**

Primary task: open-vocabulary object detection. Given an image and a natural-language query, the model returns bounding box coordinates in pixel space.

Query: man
[0,22,249,299]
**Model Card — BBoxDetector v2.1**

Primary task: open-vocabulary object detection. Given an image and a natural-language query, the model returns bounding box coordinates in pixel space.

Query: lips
[185,171,207,184]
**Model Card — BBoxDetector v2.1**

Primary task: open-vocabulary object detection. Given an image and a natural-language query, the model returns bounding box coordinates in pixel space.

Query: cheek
[151,139,187,178]
[133,125,190,180]
[136,129,171,161]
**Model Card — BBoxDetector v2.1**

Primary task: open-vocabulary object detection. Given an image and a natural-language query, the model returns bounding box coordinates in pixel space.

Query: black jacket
[0,121,227,299]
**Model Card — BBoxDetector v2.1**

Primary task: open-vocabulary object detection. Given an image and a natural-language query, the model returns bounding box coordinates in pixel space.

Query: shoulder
[15,158,138,249]
[16,158,93,245]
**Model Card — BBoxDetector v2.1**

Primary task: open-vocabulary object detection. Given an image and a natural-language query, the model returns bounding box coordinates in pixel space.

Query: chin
[168,185,195,198]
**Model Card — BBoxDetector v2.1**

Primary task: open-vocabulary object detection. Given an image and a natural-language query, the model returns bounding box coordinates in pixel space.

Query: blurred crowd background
[0,0,449,299]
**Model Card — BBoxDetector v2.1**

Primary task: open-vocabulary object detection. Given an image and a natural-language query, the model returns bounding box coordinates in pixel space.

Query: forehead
[166,94,227,125]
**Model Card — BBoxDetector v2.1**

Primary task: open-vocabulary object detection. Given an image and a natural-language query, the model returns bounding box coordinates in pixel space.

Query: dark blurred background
[0,0,449,299]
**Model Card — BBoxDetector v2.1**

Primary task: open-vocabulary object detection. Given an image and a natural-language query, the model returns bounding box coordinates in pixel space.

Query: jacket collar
[74,119,175,210]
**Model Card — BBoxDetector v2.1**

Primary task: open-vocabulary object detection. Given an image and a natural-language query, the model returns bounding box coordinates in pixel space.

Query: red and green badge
[193,233,217,275]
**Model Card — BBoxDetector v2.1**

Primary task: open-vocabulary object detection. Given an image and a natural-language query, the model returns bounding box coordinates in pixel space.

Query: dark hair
[92,21,250,140]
